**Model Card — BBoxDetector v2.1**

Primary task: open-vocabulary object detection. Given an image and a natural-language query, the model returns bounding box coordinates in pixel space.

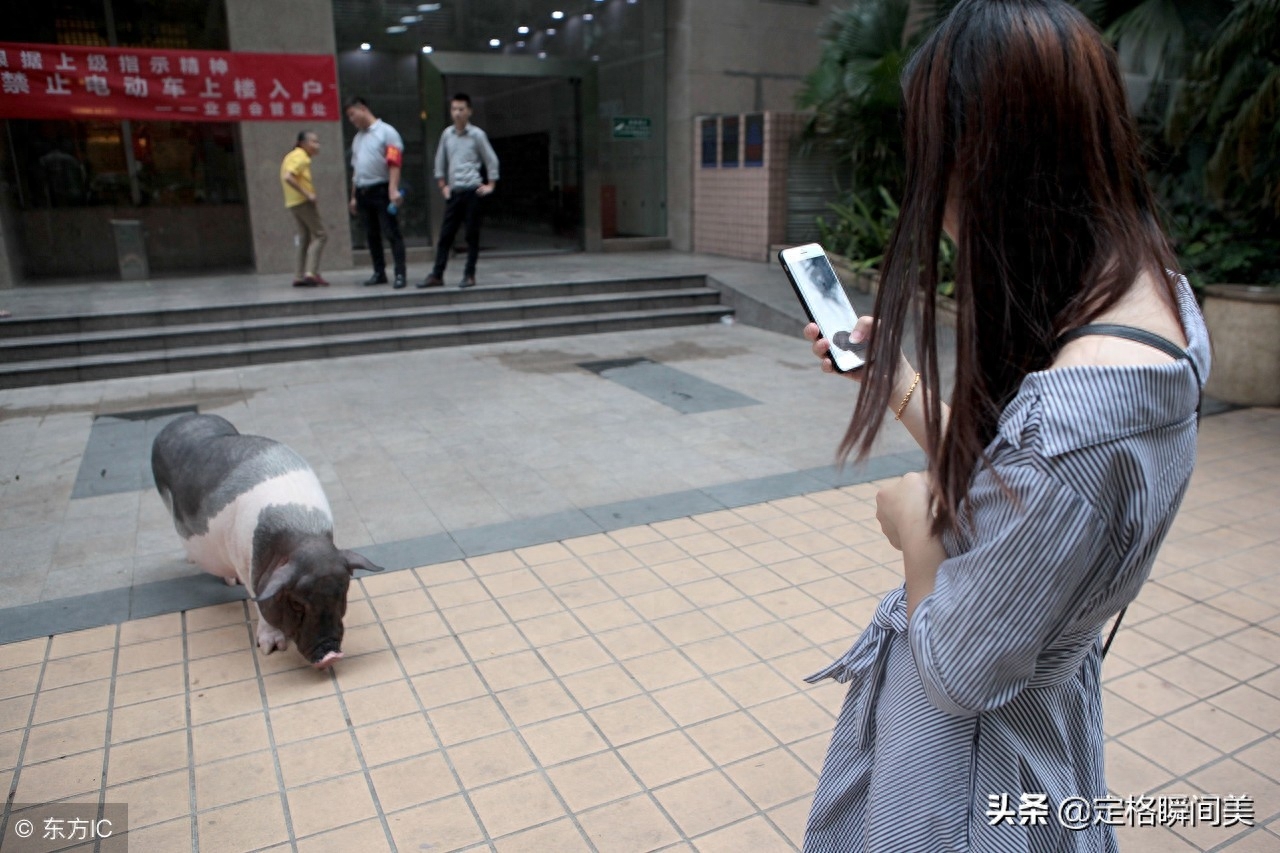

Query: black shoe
[393,274,407,289]
[417,274,444,289]
[363,273,388,286]
[459,276,476,289]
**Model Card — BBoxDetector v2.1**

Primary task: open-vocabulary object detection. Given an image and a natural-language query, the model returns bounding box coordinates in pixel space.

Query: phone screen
[781,246,865,372]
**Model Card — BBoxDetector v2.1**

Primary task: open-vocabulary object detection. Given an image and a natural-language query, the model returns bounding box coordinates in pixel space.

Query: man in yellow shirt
[281,131,329,287]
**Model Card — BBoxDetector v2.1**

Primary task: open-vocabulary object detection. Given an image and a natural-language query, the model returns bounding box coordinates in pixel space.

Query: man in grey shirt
[420,93,499,289]
[346,96,408,288]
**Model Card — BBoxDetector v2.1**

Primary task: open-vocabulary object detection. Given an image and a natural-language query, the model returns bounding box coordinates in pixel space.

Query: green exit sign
[612,116,652,140]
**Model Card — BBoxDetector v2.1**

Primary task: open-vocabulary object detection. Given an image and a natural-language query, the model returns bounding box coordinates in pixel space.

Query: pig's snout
[313,650,343,670]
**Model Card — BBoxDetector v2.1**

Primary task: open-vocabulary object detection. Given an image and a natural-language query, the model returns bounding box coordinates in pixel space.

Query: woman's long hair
[840,0,1177,535]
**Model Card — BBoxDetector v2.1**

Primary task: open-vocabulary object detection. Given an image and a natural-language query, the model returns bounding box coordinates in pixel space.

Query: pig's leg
[250,600,288,654]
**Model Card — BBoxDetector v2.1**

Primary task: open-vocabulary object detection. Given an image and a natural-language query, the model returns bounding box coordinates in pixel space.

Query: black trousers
[431,187,484,278]
[355,182,405,278]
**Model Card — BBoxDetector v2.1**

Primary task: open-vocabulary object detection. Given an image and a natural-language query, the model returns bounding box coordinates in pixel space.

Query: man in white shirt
[420,93,499,289]
[346,96,408,289]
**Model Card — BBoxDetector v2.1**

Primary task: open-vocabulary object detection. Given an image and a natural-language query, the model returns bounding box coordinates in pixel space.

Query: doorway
[422,54,601,258]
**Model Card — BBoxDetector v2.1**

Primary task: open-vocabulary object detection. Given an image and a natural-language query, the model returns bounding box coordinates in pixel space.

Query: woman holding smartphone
[801,1,1207,851]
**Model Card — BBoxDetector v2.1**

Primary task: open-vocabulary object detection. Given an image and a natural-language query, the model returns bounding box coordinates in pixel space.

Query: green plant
[1157,174,1280,289]
[1166,0,1280,219]
[817,186,899,272]
[817,185,957,295]
[796,0,917,202]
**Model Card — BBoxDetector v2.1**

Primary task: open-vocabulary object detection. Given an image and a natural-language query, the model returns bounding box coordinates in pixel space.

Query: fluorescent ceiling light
[489,38,501,47]
[421,45,434,53]
[552,10,564,19]
[546,27,556,35]
[418,3,441,10]
[584,13,594,21]
[517,26,529,34]
[386,25,407,33]
[538,51,547,59]
[400,15,422,23]
[360,42,371,51]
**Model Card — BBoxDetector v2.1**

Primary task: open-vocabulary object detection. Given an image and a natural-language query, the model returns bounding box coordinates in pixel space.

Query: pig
[151,413,382,668]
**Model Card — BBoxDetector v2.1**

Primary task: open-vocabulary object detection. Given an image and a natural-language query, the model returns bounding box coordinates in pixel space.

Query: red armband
[385,145,402,168]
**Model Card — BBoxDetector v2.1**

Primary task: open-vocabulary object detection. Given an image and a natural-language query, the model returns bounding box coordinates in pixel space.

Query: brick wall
[693,112,806,262]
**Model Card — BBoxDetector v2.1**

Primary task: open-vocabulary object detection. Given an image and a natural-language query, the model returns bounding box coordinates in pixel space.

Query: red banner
[0,42,339,123]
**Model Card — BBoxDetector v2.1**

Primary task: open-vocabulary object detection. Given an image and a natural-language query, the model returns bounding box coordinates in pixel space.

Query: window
[701,117,718,168]
[744,114,764,167]
[721,116,739,168]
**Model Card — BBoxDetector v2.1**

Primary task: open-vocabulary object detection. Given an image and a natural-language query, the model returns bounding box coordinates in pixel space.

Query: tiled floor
[1,406,1276,852]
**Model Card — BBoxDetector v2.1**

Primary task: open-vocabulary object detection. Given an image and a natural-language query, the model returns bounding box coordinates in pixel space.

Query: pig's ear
[254,562,299,603]
[341,550,384,575]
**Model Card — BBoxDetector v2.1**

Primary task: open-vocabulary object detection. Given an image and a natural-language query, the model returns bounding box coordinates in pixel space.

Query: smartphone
[778,243,866,372]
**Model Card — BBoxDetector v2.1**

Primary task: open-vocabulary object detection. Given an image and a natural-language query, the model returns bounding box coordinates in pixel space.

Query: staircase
[0,275,732,388]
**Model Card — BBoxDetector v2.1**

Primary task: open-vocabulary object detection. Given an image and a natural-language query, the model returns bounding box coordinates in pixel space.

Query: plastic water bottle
[387,185,408,215]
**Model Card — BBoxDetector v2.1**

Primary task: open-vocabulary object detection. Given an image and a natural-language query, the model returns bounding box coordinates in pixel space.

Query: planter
[829,254,879,295]
[1202,284,1280,407]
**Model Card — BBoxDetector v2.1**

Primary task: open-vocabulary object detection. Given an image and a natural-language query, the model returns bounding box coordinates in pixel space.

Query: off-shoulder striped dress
[804,276,1210,852]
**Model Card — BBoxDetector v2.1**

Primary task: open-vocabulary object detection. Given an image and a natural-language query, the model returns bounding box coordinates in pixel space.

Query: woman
[801,1,1208,851]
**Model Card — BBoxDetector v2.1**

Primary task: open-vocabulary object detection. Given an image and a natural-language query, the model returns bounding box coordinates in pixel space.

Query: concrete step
[0,304,733,388]
[0,288,723,363]
[0,275,708,339]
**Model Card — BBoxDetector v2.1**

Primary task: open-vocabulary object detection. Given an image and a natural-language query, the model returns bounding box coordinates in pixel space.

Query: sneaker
[292,278,310,287]
[459,276,476,289]
[417,274,444,289]
[393,274,407,289]
[363,273,388,286]
[304,274,330,287]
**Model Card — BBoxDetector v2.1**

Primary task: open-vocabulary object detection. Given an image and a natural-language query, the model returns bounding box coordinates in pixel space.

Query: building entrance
[438,74,582,254]
[422,54,599,257]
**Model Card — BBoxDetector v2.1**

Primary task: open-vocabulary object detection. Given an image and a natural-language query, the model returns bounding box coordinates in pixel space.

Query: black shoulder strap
[1060,323,1203,422]
[1059,323,1202,659]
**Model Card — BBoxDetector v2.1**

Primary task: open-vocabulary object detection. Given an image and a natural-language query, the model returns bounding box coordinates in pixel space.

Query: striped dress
[804,276,1209,853]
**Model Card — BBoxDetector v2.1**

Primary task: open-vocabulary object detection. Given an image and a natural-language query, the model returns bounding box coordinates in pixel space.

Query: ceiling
[331,0,629,56]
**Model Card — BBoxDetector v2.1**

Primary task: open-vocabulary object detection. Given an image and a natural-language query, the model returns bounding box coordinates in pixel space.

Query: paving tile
[496,680,578,727]
[429,695,511,746]
[445,731,535,789]
[548,751,643,811]
[189,713,270,766]
[521,713,609,768]
[369,751,459,813]
[356,712,438,767]
[689,711,777,766]
[577,794,681,853]
[195,750,279,810]
[1121,720,1228,777]
[23,712,107,764]
[387,795,485,851]
[297,818,393,853]
[469,772,566,839]
[655,770,755,837]
[493,818,592,853]
[277,731,362,788]
[105,768,192,830]
[1208,685,1280,732]
[288,772,379,838]
[14,750,103,802]
[197,794,290,853]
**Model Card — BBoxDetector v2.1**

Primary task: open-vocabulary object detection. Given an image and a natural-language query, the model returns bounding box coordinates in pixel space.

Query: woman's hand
[803,315,942,460]
[875,472,934,551]
[803,316,875,379]
[878,472,948,619]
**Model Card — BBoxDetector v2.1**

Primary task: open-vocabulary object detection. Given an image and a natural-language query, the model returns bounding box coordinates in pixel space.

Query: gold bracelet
[894,372,921,421]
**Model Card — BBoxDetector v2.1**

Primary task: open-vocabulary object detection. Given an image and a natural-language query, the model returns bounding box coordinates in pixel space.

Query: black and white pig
[151,413,382,669]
